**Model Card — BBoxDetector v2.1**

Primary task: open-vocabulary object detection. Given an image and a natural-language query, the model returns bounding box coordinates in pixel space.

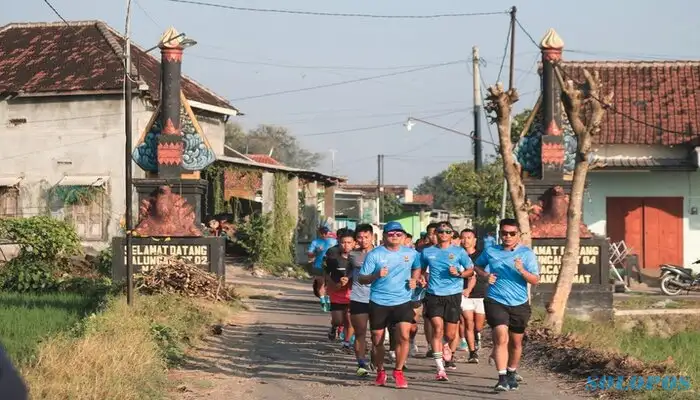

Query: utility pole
[472,46,483,234]
[329,149,337,175]
[124,0,134,306]
[376,154,382,224]
[499,6,517,241]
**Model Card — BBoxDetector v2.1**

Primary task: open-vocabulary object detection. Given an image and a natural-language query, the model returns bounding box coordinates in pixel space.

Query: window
[68,194,105,241]
[0,187,19,217]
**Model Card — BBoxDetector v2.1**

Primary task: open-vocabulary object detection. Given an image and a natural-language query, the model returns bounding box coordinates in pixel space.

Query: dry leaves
[135,257,237,301]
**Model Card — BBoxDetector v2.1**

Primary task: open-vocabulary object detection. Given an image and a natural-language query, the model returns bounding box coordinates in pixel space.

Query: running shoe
[389,350,396,363]
[459,338,468,351]
[375,370,387,386]
[349,334,356,346]
[327,326,337,341]
[444,360,457,370]
[513,371,524,382]
[442,344,453,363]
[467,351,479,364]
[356,366,369,377]
[393,370,408,389]
[494,376,509,392]
[341,342,352,352]
[507,371,520,390]
[436,369,449,381]
[409,342,419,357]
[338,327,345,341]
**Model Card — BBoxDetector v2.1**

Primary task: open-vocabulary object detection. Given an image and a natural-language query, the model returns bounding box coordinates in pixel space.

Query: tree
[413,171,456,210]
[444,157,513,229]
[381,193,403,221]
[485,83,532,247]
[511,108,533,144]
[224,123,323,169]
[543,68,613,333]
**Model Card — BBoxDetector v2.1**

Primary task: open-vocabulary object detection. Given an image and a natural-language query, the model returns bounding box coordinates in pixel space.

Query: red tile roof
[246,154,281,165]
[559,61,700,145]
[0,21,236,111]
[413,194,434,206]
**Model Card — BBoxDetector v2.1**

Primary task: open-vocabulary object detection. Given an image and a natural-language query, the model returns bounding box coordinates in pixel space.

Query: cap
[318,226,330,234]
[383,221,406,233]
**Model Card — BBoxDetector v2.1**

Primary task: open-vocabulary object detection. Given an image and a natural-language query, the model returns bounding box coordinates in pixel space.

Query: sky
[4,0,700,188]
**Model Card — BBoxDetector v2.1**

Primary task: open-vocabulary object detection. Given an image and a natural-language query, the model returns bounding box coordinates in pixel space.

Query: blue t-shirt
[483,235,497,249]
[475,245,539,306]
[360,246,421,306]
[307,237,337,270]
[421,245,473,296]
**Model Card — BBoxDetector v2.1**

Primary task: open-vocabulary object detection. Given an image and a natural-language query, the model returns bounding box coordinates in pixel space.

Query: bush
[0,216,82,265]
[94,247,113,277]
[0,257,58,292]
[236,213,273,262]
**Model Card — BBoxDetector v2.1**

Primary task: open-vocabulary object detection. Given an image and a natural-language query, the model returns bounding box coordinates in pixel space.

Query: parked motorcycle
[659,260,700,296]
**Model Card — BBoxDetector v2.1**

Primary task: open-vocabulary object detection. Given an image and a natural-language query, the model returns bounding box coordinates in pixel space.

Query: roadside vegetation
[0,216,242,400]
[528,308,699,399]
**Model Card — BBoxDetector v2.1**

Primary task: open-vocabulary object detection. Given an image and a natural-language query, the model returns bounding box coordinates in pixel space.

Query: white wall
[584,170,700,265]
[0,94,226,249]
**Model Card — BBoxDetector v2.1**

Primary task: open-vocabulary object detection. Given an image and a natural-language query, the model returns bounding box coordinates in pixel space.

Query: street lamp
[404,117,506,236]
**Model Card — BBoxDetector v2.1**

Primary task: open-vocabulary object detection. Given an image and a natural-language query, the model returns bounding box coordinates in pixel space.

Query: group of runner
[307,217,539,392]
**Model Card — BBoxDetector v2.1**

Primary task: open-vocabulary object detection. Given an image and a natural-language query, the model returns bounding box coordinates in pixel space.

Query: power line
[230,60,466,102]
[164,0,509,19]
[230,60,467,102]
[41,0,114,59]
[497,21,512,83]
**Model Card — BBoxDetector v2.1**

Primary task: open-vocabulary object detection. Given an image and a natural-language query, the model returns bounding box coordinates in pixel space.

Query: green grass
[560,317,700,399]
[0,292,95,364]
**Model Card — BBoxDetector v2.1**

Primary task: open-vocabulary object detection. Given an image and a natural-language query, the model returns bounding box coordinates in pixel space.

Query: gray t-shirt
[349,249,371,303]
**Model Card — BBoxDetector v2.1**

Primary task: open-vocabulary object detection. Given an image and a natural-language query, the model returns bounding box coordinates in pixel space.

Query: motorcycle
[659,260,700,296]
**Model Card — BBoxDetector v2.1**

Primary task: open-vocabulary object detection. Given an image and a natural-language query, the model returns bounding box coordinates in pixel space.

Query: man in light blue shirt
[308,226,337,311]
[420,221,474,380]
[359,221,421,389]
[474,218,539,392]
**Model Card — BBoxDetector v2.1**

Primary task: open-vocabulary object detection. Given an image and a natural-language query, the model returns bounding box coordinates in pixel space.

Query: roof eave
[188,99,241,117]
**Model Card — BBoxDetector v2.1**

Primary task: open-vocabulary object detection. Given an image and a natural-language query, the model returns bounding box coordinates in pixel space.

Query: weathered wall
[0,94,226,250]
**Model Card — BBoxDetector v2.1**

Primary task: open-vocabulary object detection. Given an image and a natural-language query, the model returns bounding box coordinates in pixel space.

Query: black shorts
[369,301,415,331]
[424,293,462,324]
[349,301,370,315]
[484,298,532,334]
[411,300,423,309]
[330,302,349,312]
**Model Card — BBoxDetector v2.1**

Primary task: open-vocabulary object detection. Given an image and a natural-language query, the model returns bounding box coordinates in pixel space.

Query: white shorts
[461,297,485,314]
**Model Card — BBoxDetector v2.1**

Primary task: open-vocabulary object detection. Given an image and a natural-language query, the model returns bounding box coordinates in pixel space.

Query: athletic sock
[498,369,507,376]
[433,352,445,371]
[507,367,517,373]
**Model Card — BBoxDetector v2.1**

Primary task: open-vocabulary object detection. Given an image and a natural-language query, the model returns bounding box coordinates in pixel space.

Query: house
[0,21,345,255]
[530,59,700,277]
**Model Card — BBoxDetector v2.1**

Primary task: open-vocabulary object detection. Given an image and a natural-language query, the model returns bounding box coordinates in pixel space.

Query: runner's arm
[358,252,381,284]
[472,250,491,277]
[457,250,475,278]
[518,251,540,285]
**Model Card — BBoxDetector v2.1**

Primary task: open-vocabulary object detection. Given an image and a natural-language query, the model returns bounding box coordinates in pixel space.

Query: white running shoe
[409,342,419,357]
[389,350,397,362]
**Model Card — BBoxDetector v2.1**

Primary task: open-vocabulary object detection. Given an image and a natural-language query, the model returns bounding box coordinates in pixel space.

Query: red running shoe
[393,369,408,389]
[375,370,387,386]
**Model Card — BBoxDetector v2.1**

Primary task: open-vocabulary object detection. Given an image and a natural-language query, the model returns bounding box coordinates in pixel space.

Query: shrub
[94,247,113,277]
[236,213,273,262]
[0,216,82,265]
[0,257,58,292]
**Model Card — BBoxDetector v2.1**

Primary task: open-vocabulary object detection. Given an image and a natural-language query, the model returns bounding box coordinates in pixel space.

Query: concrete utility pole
[329,149,337,175]
[124,0,134,306]
[376,154,381,224]
[472,46,483,234]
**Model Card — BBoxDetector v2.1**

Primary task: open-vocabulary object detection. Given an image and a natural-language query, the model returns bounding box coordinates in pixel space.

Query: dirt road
[171,272,585,400]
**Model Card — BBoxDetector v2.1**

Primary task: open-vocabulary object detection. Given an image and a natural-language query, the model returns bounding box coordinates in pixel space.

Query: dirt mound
[135,258,237,301]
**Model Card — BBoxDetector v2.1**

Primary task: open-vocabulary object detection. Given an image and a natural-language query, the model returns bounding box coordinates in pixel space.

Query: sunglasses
[437,229,453,235]
[386,231,405,237]
[500,230,518,237]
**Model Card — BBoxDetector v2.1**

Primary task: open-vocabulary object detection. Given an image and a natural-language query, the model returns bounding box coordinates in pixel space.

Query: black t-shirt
[324,245,351,283]
[464,249,488,298]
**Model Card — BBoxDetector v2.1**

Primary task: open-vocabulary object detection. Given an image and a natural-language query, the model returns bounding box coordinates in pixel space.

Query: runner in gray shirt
[348,223,375,377]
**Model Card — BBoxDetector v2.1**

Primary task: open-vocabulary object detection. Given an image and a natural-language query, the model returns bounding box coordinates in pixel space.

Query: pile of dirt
[135,258,237,301]
[525,327,675,397]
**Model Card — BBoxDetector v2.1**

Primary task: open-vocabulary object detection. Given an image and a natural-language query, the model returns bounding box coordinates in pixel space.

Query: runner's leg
[350,304,371,375]
[474,298,486,350]
[368,302,390,385]
[485,299,511,391]
[442,294,462,370]
[505,302,531,389]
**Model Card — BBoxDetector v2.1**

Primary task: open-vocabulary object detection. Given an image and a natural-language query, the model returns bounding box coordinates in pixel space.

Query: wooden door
[643,197,683,269]
[606,197,644,266]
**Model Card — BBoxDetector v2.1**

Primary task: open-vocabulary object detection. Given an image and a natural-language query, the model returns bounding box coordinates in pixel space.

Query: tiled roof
[413,194,434,206]
[0,21,237,112]
[245,154,281,165]
[559,61,700,145]
[589,154,694,170]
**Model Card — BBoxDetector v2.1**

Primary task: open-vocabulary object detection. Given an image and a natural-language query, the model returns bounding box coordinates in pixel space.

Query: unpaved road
[170,270,585,400]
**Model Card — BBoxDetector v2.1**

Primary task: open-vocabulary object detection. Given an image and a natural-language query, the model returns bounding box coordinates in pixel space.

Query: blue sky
[4,0,700,187]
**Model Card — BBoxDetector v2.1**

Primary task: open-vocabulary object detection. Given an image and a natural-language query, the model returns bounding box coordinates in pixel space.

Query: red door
[606,197,683,270]
[606,197,644,266]
[643,197,683,269]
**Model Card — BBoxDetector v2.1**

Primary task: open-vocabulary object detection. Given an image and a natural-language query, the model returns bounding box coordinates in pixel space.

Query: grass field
[0,292,95,364]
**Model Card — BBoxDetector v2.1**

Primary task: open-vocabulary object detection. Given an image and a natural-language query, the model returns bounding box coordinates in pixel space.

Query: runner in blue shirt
[420,221,474,381]
[359,221,421,389]
[307,226,337,312]
[474,218,539,392]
